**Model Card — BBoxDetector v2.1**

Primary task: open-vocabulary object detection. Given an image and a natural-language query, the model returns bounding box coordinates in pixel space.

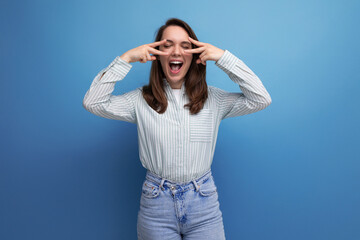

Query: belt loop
[160,178,165,191]
[192,180,199,192]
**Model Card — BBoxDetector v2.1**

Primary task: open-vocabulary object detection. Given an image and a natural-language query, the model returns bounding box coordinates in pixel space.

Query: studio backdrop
[1,0,359,239]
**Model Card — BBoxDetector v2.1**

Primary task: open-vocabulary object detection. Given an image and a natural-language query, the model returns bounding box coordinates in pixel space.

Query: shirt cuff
[215,49,237,74]
[101,56,133,82]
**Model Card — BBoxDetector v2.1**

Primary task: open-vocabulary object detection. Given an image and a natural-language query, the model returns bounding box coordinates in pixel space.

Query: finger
[188,36,205,47]
[199,51,206,59]
[184,47,206,54]
[197,56,206,65]
[202,57,207,65]
[148,47,169,56]
[139,55,146,63]
[146,52,157,61]
[148,39,167,47]
[197,51,205,64]
[146,52,152,61]
[201,57,207,65]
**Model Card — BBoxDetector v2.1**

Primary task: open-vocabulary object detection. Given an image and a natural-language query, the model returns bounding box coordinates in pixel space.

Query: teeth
[170,61,182,64]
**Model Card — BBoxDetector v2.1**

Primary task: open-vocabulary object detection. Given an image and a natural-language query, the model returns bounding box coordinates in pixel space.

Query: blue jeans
[137,169,226,240]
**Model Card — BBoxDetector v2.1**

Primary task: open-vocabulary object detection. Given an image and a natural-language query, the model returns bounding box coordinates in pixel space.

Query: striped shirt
[172,88,181,104]
[83,50,272,183]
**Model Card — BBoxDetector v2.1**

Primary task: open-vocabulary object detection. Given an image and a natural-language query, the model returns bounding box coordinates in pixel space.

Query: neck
[168,79,184,89]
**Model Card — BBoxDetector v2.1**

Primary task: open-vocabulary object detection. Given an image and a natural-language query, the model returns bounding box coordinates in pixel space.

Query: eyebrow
[166,40,191,45]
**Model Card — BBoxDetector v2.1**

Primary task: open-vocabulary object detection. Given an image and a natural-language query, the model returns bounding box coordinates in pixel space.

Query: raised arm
[184,37,272,120]
[214,50,272,119]
[83,39,169,124]
[82,56,140,123]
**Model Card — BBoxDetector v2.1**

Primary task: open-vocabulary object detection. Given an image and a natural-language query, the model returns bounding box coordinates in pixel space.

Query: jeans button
[171,186,175,190]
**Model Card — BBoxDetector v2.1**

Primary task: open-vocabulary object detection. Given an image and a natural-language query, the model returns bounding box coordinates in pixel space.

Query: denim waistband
[145,169,212,192]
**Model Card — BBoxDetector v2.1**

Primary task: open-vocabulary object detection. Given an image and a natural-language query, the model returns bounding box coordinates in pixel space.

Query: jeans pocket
[189,109,214,142]
[141,179,160,199]
[198,176,217,197]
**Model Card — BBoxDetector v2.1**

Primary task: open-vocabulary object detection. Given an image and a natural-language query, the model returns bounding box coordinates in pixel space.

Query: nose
[171,44,181,56]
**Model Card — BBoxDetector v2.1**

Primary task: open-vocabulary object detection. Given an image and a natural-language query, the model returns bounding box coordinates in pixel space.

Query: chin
[167,75,183,81]
[166,76,184,85]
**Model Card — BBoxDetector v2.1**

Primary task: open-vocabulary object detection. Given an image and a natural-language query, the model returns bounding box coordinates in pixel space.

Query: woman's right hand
[120,39,169,63]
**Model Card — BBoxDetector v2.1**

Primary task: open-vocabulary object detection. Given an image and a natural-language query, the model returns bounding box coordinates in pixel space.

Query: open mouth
[169,61,183,74]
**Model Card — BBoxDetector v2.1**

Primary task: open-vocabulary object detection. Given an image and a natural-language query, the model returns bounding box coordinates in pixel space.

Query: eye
[164,45,171,48]
[183,46,190,49]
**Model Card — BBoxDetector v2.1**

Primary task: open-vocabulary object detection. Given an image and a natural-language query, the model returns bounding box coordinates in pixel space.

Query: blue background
[1,0,360,239]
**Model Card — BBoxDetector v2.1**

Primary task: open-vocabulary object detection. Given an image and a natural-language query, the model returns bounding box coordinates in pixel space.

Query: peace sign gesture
[184,37,225,65]
[120,39,169,63]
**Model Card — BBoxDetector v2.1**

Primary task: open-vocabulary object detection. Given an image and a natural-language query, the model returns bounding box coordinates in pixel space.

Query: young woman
[83,18,271,240]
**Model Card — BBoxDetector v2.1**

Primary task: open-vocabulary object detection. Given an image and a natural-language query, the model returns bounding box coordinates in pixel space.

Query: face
[159,25,193,89]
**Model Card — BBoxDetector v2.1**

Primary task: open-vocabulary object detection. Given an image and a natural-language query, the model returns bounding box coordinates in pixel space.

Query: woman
[83,18,271,240]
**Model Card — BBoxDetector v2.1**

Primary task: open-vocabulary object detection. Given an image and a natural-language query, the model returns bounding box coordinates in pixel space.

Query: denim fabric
[137,169,226,240]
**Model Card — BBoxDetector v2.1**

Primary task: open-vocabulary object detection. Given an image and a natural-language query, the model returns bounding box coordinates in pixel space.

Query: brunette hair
[142,18,207,115]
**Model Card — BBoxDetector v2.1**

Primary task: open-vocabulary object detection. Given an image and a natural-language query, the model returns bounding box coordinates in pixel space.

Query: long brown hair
[142,18,207,115]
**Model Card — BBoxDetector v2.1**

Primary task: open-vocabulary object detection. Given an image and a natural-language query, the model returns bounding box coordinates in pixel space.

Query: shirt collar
[163,78,186,96]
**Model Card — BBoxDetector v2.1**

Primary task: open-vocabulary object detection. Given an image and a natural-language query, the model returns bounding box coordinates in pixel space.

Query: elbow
[258,94,272,110]
[82,96,92,111]
[82,97,88,109]
[82,100,98,115]
[82,101,89,110]
[265,95,272,107]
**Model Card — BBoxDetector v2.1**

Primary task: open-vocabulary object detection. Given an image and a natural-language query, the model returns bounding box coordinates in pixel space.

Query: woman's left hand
[184,37,225,65]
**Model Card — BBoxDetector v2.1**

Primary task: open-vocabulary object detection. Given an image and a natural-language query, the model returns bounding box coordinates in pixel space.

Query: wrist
[120,54,131,63]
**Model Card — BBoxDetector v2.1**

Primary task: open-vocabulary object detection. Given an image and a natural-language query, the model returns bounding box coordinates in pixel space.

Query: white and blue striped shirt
[83,50,272,183]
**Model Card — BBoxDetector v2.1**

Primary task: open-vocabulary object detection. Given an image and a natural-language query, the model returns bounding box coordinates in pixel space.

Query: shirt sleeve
[214,50,272,120]
[82,56,140,124]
